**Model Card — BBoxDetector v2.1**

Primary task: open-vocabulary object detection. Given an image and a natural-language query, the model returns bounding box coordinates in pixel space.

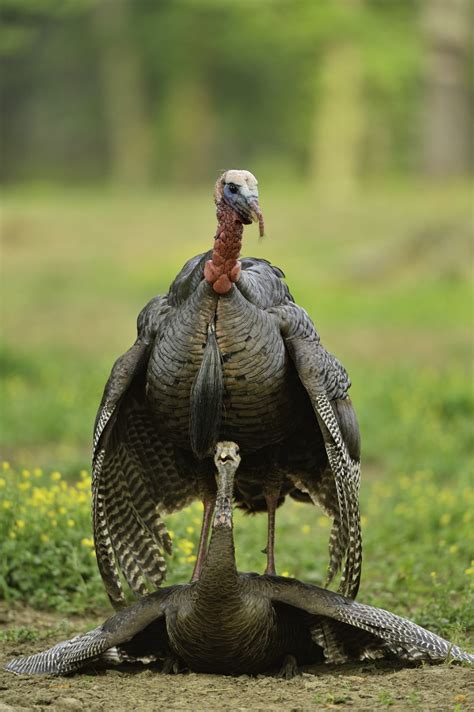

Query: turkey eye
[227,183,239,194]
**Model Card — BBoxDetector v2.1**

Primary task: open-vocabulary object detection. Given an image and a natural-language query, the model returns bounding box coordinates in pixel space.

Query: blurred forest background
[0,0,473,622]
[1,0,473,185]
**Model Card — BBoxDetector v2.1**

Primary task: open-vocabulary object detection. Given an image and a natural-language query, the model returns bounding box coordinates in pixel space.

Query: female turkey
[93,169,361,608]
[6,442,473,676]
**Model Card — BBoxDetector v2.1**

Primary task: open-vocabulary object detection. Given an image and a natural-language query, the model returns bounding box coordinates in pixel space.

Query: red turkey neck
[204,202,243,295]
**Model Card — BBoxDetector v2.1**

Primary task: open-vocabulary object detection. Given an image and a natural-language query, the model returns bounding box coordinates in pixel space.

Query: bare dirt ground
[0,604,472,712]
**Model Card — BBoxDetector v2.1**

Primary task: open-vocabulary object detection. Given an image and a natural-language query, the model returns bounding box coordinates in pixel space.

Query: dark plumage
[93,169,362,608]
[5,442,473,677]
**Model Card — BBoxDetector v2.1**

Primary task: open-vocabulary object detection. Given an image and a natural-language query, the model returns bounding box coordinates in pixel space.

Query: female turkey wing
[4,587,179,676]
[92,295,198,609]
[253,575,474,664]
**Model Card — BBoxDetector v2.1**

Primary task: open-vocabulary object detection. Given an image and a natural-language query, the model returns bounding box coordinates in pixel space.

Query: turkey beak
[233,188,264,237]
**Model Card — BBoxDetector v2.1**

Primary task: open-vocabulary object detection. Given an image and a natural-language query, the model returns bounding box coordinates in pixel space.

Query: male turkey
[6,443,473,677]
[93,169,361,609]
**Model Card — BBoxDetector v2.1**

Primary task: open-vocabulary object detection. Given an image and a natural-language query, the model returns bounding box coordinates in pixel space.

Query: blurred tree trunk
[310,1,365,200]
[165,76,217,185]
[92,0,153,186]
[421,0,471,177]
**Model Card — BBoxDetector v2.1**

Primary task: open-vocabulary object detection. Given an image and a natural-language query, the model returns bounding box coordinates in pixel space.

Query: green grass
[1,183,473,645]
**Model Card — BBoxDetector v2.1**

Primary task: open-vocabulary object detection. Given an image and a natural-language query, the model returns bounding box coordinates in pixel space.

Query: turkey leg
[190,497,215,582]
[263,491,280,575]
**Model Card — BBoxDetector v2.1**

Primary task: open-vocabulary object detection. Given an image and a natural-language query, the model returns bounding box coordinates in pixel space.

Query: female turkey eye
[227,183,239,194]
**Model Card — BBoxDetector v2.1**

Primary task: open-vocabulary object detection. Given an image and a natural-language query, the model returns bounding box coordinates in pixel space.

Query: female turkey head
[213,441,241,528]
[215,170,264,237]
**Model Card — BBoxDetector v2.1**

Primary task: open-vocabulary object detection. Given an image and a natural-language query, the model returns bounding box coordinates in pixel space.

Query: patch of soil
[0,604,472,712]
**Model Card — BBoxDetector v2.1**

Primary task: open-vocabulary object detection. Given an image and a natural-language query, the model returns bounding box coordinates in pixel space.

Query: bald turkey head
[215,169,264,237]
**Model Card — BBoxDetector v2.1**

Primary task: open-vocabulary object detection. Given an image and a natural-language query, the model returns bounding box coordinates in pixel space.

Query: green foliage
[0,467,105,612]
[0,626,39,643]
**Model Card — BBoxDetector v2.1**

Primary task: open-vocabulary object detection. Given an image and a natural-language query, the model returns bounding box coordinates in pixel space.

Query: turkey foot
[276,654,300,679]
[160,654,187,675]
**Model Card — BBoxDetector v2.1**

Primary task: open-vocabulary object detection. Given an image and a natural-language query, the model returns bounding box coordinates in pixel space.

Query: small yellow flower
[15,520,25,529]
[21,469,30,479]
[80,470,89,479]
[178,538,194,554]
[399,476,410,490]
[50,471,61,482]
[465,566,474,576]
[33,468,43,478]
[168,530,175,540]
[58,506,67,515]
[0,478,6,488]
[81,537,94,548]
[9,531,16,539]
[186,526,195,535]
[90,550,96,558]
[449,544,458,555]
[301,524,310,535]
[67,519,75,528]
[186,555,197,563]
[281,571,290,578]
[2,462,10,471]
[40,534,49,543]
[18,482,31,491]
[2,500,12,509]
[430,571,437,578]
